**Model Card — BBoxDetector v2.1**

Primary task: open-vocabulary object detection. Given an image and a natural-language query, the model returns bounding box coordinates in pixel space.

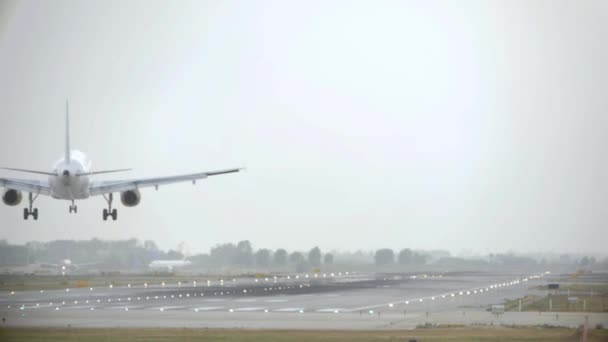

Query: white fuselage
[149,260,192,272]
[49,150,92,200]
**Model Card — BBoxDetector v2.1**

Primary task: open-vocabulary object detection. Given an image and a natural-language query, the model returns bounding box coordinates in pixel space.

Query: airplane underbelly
[50,177,90,200]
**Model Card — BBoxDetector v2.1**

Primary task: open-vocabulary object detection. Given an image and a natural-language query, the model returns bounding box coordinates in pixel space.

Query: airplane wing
[89,168,242,196]
[0,178,52,196]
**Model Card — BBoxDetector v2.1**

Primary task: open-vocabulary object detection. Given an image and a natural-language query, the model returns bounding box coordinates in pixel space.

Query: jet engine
[2,189,23,206]
[120,189,141,207]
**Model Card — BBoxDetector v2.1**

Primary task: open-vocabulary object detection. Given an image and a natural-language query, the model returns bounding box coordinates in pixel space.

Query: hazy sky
[1,0,606,255]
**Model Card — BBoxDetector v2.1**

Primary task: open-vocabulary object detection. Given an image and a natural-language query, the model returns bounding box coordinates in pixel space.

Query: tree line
[0,239,605,271]
[190,241,333,272]
[0,239,335,272]
[373,248,429,266]
[0,238,169,269]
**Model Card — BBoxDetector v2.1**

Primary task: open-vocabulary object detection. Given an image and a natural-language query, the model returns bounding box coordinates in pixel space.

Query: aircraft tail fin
[65,100,71,163]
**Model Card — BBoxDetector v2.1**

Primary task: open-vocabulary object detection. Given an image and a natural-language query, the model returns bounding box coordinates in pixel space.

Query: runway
[2,270,605,329]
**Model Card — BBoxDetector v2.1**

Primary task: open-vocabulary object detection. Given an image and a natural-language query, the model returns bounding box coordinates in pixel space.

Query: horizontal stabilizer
[76,169,132,176]
[1,167,56,176]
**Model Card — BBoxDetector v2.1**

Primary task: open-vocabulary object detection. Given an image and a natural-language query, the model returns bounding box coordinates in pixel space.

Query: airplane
[39,259,99,275]
[1,259,100,276]
[148,259,192,272]
[0,101,242,221]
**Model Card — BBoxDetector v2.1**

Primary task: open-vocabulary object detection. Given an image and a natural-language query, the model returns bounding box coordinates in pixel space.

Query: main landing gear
[23,192,39,220]
[69,200,77,214]
[102,193,118,221]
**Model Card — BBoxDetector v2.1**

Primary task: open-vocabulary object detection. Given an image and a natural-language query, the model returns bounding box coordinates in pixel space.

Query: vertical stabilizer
[65,100,71,163]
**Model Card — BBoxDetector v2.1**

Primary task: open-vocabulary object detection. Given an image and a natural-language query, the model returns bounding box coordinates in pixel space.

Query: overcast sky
[0,0,606,255]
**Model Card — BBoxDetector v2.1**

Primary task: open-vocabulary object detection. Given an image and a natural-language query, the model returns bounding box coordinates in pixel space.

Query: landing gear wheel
[23,192,40,220]
[102,193,117,221]
[69,201,78,214]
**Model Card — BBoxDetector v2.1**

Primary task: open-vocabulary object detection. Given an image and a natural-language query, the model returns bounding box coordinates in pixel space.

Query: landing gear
[23,208,38,220]
[23,192,39,220]
[69,200,77,214]
[103,208,117,221]
[102,193,117,221]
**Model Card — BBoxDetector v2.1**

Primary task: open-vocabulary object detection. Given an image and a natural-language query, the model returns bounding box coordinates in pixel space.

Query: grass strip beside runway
[1,326,607,341]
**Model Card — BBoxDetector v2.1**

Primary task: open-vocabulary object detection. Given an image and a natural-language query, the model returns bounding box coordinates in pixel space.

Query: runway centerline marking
[316,308,346,313]
[147,306,186,311]
[193,306,224,311]
[234,307,266,312]
[274,307,304,312]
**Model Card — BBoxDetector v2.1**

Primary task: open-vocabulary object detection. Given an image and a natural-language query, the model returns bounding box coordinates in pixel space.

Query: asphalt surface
[1,270,606,329]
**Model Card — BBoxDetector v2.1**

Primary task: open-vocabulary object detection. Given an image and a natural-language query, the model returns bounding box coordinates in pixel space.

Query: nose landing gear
[69,200,77,213]
[102,193,118,221]
[23,192,39,220]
